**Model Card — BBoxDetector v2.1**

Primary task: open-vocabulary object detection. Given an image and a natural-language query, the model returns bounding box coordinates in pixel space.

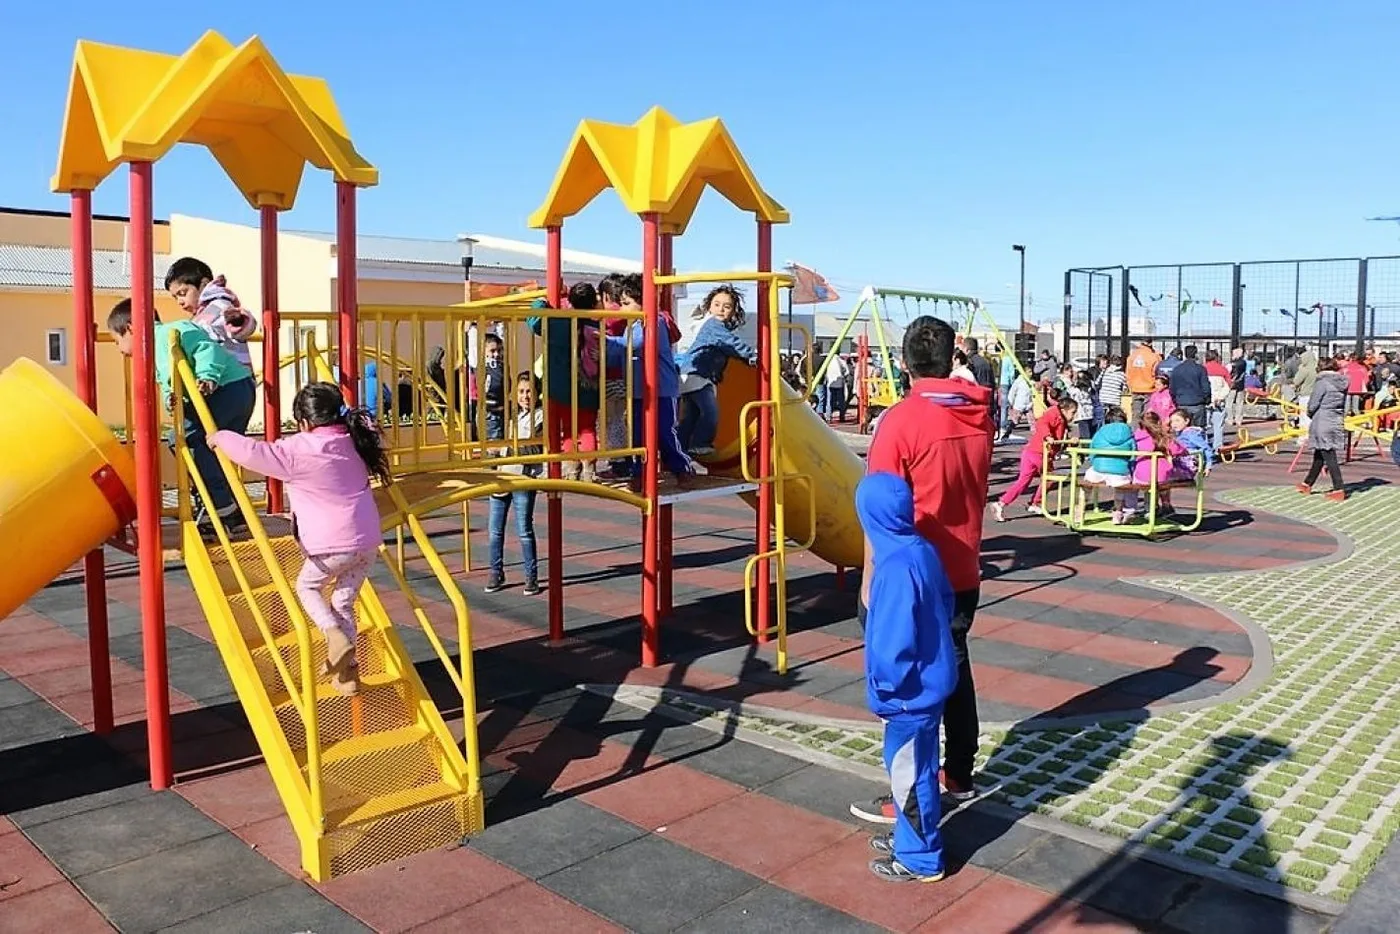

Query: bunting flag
[1128,284,1144,307]
[788,263,840,305]
[1211,299,1225,308]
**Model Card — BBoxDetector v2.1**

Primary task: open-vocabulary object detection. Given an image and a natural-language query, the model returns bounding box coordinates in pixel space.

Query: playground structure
[0,33,866,882]
[1037,440,1207,538]
[812,285,1030,426]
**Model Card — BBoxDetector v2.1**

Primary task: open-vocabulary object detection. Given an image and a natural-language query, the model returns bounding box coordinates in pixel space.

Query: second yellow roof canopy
[528,106,788,235]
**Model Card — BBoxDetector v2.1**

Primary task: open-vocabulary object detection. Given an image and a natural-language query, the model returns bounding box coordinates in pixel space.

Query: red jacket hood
[908,377,993,423]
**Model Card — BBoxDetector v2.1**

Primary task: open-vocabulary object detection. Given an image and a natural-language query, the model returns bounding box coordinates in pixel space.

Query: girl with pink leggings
[992,397,1077,522]
[211,382,391,695]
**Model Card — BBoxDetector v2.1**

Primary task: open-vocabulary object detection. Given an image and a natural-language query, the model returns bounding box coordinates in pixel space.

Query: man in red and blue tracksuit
[856,472,959,881]
[850,315,994,826]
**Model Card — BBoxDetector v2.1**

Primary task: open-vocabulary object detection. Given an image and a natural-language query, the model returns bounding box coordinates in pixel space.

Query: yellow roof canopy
[528,107,789,234]
[52,31,377,210]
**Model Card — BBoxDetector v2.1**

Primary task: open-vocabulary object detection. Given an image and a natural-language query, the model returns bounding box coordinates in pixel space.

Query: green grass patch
[1195,834,1233,855]
[1127,798,1162,817]
[984,760,1019,777]
[1284,861,1330,883]
[1072,800,1109,819]
[1108,777,1139,794]
[1267,818,1306,839]
[1114,812,1149,831]
[1023,771,1056,787]
[1198,783,1235,801]
[1041,759,1071,775]
[1145,786,1177,804]
[1006,750,1037,766]
[1186,847,1225,863]
[1092,789,1127,807]
[1252,782,1289,800]
[1238,846,1277,867]
[1023,739,1055,755]
[1233,861,1275,880]
[1215,822,1249,841]
[813,730,844,743]
[1275,762,1308,778]
[1326,816,1364,836]
[1294,793,1329,812]
[1073,768,1104,784]
[1002,781,1036,799]
[1225,807,1261,825]
[1058,748,1088,763]
[1054,780,1088,796]
[1313,830,1352,850]
[1280,806,1316,824]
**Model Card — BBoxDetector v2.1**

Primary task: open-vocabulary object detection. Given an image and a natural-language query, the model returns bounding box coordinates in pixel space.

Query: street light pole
[1012,244,1026,333]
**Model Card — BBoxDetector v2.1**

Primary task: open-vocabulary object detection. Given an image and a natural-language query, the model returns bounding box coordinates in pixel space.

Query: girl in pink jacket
[209,382,390,695]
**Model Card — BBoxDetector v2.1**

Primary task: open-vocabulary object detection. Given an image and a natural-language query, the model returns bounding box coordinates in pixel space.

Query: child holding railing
[676,285,757,456]
[209,382,390,696]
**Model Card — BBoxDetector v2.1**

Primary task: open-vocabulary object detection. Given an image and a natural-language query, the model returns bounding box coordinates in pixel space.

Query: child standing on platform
[164,256,257,368]
[677,285,757,455]
[857,472,957,883]
[527,286,602,482]
[107,298,256,538]
[486,373,545,596]
[617,274,698,484]
[209,382,390,696]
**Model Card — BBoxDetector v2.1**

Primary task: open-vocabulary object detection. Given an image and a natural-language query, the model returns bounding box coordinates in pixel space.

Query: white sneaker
[1027,504,1043,515]
[690,445,716,457]
[991,501,1005,523]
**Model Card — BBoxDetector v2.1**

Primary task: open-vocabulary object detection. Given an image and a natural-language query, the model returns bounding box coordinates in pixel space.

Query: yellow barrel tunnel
[0,358,138,620]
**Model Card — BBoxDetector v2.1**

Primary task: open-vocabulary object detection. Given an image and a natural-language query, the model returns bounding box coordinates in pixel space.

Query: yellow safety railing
[733,272,807,676]
[167,332,324,827]
[301,341,481,775]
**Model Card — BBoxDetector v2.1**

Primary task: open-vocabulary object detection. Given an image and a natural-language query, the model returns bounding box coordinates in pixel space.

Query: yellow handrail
[306,332,482,789]
[653,271,795,287]
[168,334,324,826]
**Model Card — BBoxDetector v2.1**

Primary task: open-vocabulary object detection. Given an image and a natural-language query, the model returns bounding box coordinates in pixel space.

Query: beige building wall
[0,210,170,253]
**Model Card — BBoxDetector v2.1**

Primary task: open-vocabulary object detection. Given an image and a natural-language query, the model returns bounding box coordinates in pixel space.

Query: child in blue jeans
[107,298,255,539]
[486,372,544,595]
[677,285,757,456]
[614,274,698,484]
[857,472,958,883]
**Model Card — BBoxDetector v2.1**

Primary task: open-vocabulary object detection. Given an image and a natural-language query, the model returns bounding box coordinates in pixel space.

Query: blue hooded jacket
[857,472,958,720]
[1087,421,1135,476]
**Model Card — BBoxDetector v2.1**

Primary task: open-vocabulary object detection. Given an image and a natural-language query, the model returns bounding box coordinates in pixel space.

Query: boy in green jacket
[107,298,256,535]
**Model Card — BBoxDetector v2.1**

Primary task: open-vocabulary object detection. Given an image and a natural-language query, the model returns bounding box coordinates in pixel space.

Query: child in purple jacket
[209,382,390,695]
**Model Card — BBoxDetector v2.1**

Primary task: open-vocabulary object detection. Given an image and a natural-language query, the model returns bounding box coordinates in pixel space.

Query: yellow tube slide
[0,359,137,620]
[706,363,864,568]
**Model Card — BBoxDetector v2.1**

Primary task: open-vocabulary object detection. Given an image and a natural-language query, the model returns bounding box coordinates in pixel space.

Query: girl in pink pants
[992,396,1077,522]
[211,382,391,695]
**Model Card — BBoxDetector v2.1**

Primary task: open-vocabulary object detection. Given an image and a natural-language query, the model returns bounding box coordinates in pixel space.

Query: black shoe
[522,579,542,596]
[484,576,505,594]
[199,508,246,542]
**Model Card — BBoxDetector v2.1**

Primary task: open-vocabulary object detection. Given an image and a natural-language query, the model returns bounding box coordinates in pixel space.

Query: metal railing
[167,332,324,825]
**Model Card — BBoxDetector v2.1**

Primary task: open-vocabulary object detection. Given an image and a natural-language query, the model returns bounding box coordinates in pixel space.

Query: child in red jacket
[993,395,1077,521]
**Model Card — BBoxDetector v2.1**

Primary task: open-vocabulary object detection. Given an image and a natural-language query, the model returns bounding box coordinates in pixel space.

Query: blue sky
[4,1,1399,327]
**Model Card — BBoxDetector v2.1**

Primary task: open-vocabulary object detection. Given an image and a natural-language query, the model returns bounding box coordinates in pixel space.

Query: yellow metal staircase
[171,344,483,881]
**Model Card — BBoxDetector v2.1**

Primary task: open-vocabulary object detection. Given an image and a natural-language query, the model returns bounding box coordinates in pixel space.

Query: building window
[46,328,67,366]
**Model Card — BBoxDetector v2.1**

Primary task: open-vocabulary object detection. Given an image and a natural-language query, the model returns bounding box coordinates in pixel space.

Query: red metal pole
[545,226,565,642]
[755,221,774,645]
[259,203,284,514]
[72,190,114,736]
[658,232,675,619]
[129,162,172,788]
[641,214,661,666]
[335,181,358,405]
[857,333,870,432]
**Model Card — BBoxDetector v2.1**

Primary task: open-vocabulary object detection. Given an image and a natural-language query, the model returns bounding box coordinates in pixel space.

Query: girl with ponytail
[208,381,389,694]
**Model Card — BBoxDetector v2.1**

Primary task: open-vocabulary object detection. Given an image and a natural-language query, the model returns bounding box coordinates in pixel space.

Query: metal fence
[1064,256,1400,365]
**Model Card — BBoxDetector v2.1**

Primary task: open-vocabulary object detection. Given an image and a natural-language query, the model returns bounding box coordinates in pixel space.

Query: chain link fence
[1067,257,1400,364]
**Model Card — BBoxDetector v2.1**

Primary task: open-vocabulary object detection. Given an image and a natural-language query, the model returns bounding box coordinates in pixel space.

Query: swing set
[811,286,1032,415]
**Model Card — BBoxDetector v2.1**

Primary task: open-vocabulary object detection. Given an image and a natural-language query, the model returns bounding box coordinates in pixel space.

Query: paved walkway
[0,426,1392,931]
